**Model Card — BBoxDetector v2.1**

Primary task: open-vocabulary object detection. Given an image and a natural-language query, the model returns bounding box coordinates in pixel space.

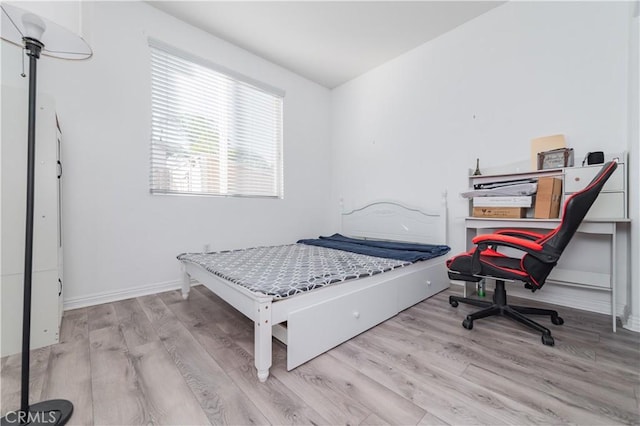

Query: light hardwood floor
[2,285,639,425]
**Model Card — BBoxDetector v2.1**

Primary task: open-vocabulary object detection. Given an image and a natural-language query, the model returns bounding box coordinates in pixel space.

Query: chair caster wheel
[462,318,473,330]
[542,334,555,346]
[551,315,564,325]
[450,299,459,308]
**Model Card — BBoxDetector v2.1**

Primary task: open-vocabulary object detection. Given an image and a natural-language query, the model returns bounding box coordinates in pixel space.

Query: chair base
[449,280,563,346]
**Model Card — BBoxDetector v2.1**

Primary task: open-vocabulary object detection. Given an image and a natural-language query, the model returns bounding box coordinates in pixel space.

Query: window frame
[148,38,285,199]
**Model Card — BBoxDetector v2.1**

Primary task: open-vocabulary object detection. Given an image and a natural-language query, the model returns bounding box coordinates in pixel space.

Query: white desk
[464,217,631,332]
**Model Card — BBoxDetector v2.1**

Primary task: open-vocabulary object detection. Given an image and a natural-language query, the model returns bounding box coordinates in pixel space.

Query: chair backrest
[523,161,618,287]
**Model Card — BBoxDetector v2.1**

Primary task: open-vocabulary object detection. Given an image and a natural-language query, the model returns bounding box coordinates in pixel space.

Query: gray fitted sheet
[177,243,410,299]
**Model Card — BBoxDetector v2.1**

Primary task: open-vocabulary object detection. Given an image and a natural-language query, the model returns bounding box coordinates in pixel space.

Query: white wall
[626,2,640,332]
[1,1,333,306]
[331,2,635,317]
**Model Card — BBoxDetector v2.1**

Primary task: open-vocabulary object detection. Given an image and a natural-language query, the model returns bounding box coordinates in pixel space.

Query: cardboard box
[472,207,526,218]
[534,177,562,219]
[473,196,532,208]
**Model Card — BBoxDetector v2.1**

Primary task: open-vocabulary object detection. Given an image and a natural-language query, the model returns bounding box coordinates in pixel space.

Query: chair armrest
[494,229,545,241]
[472,234,542,251]
[472,234,558,263]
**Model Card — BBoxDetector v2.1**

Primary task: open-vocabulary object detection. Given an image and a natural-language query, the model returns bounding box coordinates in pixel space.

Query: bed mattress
[177,244,410,299]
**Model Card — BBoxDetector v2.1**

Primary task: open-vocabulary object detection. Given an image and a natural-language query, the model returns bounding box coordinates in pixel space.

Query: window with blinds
[149,40,284,198]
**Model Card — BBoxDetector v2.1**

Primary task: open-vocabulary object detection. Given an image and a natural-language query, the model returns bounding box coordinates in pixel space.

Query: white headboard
[341,194,448,245]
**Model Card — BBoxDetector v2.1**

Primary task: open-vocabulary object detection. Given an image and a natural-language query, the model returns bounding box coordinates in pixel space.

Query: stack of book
[464,179,536,218]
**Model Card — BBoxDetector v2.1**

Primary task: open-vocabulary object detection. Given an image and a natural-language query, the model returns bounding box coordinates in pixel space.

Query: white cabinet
[1,86,63,357]
[564,161,627,219]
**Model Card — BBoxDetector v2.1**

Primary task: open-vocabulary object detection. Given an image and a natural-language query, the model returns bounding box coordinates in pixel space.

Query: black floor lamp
[1,4,91,426]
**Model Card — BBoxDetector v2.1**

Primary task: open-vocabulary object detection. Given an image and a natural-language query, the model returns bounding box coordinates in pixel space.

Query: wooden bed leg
[254,301,272,382]
[181,266,191,300]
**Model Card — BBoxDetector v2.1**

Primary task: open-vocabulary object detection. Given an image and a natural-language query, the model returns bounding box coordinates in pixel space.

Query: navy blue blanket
[297,233,450,263]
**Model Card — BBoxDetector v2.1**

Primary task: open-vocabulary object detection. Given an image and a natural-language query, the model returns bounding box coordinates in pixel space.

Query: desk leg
[463,226,479,298]
[612,224,617,333]
[464,282,473,298]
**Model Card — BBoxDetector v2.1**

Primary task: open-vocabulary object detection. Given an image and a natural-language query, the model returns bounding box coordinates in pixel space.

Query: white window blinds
[149,40,284,198]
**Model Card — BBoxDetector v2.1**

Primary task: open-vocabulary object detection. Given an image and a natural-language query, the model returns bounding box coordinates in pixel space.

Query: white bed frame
[180,196,450,382]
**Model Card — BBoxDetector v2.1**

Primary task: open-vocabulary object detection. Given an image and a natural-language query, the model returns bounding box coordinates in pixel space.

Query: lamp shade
[1,3,92,60]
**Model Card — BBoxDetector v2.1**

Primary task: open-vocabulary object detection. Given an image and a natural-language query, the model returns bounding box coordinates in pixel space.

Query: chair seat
[447,250,530,283]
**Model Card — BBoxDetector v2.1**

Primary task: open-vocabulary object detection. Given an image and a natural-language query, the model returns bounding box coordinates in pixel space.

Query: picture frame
[537,148,574,170]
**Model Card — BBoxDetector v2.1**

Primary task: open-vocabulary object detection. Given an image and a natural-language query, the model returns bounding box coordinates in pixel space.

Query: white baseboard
[63,279,193,310]
[450,280,613,315]
[623,315,640,332]
[508,285,613,315]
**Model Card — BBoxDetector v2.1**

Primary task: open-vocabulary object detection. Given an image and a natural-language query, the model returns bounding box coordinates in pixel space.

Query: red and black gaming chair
[447,161,618,346]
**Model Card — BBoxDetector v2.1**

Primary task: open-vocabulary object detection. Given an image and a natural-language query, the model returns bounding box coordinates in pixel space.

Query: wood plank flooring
[1,285,639,425]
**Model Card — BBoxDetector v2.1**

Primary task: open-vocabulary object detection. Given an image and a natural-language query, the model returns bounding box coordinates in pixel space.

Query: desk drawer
[578,192,625,219]
[564,164,624,193]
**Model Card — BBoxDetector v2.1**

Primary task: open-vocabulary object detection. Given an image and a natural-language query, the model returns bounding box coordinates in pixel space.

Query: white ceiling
[148,1,504,89]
